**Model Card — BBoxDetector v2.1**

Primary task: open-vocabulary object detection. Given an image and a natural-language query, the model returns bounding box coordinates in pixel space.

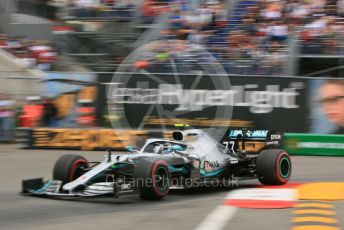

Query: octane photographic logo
[132,177,240,189]
[107,40,233,141]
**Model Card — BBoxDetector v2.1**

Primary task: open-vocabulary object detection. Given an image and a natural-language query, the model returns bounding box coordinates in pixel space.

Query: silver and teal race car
[22,127,292,200]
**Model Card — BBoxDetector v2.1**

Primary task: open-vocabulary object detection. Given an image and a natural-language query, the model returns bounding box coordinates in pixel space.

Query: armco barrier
[283,133,344,156]
[16,128,344,156]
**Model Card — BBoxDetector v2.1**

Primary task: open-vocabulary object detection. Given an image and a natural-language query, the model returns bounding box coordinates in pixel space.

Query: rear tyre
[53,154,89,185]
[134,159,171,200]
[256,149,291,185]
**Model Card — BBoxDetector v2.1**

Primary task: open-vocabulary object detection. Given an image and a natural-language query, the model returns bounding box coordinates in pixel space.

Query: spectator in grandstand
[321,16,339,54]
[241,18,257,36]
[267,20,289,42]
[265,41,287,75]
[156,0,344,74]
[0,34,8,48]
[3,36,23,50]
[20,97,43,128]
[187,28,215,47]
[142,0,171,23]
[260,0,283,20]
[42,98,58,127]
[28,41,57,71]
[339,0,344,17]
[15,51,37,69]
[318,79,344,134]
[301,14,341,54]
[71,0,100,18]
[0,96,16,143]
[0,35,57,71]
[169,9,186,31]
[287,0,312,20]
[76,100,96,127]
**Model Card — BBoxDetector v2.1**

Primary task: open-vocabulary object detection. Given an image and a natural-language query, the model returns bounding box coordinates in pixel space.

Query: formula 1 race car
[22,127,292,200]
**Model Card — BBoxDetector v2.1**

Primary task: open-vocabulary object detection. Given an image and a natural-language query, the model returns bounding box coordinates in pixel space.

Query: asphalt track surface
[0,144,343,230]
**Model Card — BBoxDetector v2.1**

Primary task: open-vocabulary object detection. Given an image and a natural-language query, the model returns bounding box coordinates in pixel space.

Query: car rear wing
[227,130,269,140]
[222,129,284,149]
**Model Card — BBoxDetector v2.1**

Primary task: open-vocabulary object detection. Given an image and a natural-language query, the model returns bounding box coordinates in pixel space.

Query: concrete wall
[6,22,53,41]
[0,0,54,41]
[6,13,54,41]
[0,49,44,98]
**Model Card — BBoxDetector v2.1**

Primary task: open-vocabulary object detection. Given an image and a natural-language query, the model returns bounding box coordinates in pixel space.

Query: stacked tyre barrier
[16,128,34,149]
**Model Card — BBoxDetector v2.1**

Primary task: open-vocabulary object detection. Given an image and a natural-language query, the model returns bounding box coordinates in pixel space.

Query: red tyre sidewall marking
[276,152,291,183]
[69,159,88,181]
[151,160,171,197]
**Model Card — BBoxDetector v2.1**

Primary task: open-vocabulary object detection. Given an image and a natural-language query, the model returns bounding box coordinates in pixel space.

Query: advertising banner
[16,128,162,151]
[108,73,309,133]
[283,133,344,156]
[307,79,344,135]
[107,73,344,135]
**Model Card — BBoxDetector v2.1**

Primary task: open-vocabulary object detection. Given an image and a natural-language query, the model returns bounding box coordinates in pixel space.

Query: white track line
[195,205,238,230]
[225,188,297,201]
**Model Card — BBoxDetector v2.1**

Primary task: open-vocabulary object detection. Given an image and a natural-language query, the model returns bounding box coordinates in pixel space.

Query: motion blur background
[0,0,343,147]
[1,3,344,230]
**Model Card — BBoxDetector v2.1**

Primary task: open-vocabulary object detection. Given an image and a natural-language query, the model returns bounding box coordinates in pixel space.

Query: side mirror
[125,146,138,153]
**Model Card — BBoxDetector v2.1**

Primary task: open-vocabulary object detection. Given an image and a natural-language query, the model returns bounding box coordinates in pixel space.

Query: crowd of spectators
[47,0,140,19]
[298,0,344,54]
[145,0,344,75]
[7,0,344,74]
[246,0,344,56]
[0,34,57,71]
[48,0,188,23]
[151,0,289,75]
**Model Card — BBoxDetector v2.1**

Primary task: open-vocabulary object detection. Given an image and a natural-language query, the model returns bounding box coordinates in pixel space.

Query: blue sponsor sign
[229,130,268,138]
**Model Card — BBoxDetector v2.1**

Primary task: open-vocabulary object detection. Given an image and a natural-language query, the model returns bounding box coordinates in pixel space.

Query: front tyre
[134,159,171,200]
[53,154,89,185]
[256,149,291,185]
